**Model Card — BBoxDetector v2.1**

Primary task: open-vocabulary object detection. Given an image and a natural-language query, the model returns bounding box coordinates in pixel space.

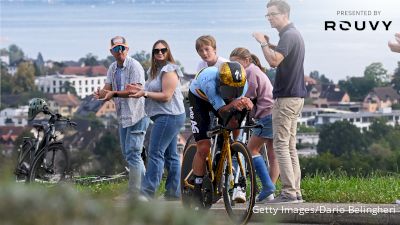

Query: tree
[132,50,151,78]
[1,64,13,94]
[79,53,99,66]
[309,70,331,85]
[93,130,125,174]
[391,61,400,93]
[338,76,375,101]
[62,81,77,95]
[317,120,367,157]
[8,44,24,65]
[364,62,388,86]
[366,118,393,144]
[12,62,36,94]
[34,52,45,76]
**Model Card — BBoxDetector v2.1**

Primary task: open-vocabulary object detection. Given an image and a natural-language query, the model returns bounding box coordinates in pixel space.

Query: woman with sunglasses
[127,40,185,200]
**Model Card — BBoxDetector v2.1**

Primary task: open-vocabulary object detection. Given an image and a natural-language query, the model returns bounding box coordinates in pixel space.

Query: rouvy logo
[325,21,392,31]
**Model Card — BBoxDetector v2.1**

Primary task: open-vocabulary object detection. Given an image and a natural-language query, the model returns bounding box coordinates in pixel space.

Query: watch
[144,91,148,98]
[260,42,269,48]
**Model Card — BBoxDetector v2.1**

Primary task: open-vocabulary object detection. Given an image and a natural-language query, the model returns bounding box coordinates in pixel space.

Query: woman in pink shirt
[230,47,279,203]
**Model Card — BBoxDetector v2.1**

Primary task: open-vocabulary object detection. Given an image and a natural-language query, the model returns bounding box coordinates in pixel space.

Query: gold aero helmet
[218,61,246,102]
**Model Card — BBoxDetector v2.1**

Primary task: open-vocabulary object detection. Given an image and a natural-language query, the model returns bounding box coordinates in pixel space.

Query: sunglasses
[265,12,281,18]
[153,48,168,54]
[112,45,126,53]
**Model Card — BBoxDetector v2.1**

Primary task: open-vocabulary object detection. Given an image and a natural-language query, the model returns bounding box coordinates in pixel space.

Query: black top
[273,23,307,98]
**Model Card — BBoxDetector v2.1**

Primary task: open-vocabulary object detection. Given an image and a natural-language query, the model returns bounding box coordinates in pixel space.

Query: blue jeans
[119,117,149,193]
[141,113,185,198]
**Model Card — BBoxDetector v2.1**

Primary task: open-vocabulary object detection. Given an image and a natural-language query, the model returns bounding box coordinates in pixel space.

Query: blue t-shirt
[115,67,123,91]
[189,66,248,111]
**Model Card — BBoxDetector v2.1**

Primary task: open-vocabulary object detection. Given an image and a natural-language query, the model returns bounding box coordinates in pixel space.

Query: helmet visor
[219,85,244,102]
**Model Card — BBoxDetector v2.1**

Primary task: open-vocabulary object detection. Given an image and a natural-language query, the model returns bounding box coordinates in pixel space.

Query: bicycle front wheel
[28,144,70,184]
[222,141,256,225]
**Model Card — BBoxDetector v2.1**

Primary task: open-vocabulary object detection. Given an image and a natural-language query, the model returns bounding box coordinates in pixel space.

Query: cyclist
[188,61,253,206]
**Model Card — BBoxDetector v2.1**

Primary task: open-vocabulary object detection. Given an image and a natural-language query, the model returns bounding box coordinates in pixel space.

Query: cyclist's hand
[231,97,253,111]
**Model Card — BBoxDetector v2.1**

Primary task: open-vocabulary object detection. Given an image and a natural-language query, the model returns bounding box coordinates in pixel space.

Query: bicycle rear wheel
[15,139,34,182]
[222,141,256,225]
[28,144,70,184]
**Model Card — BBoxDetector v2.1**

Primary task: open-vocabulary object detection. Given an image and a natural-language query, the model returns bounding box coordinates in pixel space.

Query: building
[75,96,117,119]
[363,86,400,112]
[36,74,107,99]
[0,106,29,127]
[62,65,107,76]
[313,85,350,108]
[299,106,351,127]
[48,94,81,117]
[315,109,400,131]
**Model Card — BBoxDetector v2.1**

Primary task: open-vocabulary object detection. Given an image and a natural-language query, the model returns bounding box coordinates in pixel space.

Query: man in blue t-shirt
[253,0,306,204]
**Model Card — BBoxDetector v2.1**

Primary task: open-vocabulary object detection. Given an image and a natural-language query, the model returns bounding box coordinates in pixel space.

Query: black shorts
[188,91,247,142]
[188,91,220,141]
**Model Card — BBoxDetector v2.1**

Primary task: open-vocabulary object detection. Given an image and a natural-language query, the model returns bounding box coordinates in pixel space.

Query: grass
[300,173,400,203]
[76,173,400,204]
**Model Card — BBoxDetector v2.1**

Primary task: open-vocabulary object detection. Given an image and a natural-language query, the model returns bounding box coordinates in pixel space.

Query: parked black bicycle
[14,98,76,184]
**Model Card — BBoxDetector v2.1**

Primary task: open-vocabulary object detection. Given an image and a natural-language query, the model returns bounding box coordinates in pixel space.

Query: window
[91,80,94,84]
[79,80,82,85]
[72,81,75,85]
[59,81,62,86]
[350,118,354,123]
[85,88,88,92]
[53,81,56,85]
[53,88,56,93]
[91,87,94,92]
[85,80,88,85]
[98,79,100,84]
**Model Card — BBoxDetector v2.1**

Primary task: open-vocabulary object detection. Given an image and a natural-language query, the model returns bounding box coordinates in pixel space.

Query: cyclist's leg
[188,92,213,206]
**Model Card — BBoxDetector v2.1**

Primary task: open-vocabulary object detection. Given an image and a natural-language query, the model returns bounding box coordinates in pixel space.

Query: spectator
[253,0,306,204]
[127,40,185,200]
[230,47,277,203]
[93,36,149,198]
[195,35,228,72]
[388,32,400,53]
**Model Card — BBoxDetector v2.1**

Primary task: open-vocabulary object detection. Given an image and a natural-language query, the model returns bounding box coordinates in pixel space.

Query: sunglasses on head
[112,45,126,53]
[153,48,168,54]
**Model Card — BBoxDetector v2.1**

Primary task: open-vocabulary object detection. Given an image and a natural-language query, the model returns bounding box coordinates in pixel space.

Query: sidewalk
[211,202,400,225]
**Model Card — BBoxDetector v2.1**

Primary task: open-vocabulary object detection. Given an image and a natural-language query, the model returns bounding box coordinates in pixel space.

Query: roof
[371,87,400,101]
[51,94,80,107]
[75,96,104,116]
[0,126,25,142]
[320,85,346,102]
[62,65,107,76]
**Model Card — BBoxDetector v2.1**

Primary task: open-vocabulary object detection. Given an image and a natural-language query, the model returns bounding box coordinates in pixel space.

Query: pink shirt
[245,63,274,119]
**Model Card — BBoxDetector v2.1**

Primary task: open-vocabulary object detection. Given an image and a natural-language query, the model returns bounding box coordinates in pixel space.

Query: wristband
[113,92,118,98]
[144,91,148,98]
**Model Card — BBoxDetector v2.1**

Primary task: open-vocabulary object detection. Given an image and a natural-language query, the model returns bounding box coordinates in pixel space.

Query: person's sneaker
[266,193,274,201]
[138,194,149,202]
[266,194,298,204]
[296,193,304,203]
[232,187,246,203]
[256,189,274,203]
